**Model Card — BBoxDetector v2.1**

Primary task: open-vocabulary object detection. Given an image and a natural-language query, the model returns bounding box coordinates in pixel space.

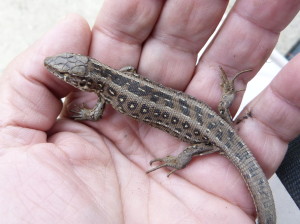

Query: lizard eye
[79,79,87,87]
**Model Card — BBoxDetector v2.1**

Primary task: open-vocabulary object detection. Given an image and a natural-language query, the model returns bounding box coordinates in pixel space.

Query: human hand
[1,0,300,223]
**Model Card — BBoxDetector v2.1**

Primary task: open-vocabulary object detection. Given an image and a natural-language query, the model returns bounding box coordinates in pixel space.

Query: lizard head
[44,53,99,92]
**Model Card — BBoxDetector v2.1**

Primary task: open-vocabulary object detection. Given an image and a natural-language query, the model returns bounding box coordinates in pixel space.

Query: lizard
[44,52,276,224]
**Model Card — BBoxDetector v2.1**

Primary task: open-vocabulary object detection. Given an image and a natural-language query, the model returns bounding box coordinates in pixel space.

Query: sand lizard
[44,53,276,224]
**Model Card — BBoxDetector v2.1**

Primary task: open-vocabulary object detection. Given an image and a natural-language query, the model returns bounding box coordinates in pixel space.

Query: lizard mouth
[47,67,68,81]
[44,56,69,81]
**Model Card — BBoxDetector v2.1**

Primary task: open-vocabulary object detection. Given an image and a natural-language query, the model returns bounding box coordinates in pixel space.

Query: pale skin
[1,0,300,223]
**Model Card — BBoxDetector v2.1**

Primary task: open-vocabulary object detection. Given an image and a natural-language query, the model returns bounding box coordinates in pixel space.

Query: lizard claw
[69,103,99,120]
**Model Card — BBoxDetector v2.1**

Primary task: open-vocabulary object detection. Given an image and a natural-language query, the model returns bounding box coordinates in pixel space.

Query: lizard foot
[146,155,188,177]
[146,144,219,177]
[218,67,252,124]
[69,104,101,120]
[68,97,106,121]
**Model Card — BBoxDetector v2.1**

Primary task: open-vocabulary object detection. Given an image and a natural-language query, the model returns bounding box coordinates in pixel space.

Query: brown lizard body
[44,53,276,224]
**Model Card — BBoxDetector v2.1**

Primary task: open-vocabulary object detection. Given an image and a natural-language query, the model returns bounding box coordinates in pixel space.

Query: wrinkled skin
[1,0,300,223]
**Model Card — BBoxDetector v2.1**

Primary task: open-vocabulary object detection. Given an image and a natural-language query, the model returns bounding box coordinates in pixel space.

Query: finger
[139,0,228,89]
[238,54,300,175]
[0,15,90,137]
[189,0,300,111]
[91,0,228,89]
[90,0,164,67]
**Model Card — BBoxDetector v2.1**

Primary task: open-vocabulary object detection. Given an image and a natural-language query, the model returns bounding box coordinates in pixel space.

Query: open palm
[1,0,300,223]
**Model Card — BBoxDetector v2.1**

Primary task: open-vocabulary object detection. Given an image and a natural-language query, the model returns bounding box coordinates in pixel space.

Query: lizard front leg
[70,96,106,121]
[119,65,137,73]
[69,65,136,121]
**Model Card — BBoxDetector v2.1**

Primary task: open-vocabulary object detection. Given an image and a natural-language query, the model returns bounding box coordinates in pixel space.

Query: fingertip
[39,13,91,56]
[270,53,300,106]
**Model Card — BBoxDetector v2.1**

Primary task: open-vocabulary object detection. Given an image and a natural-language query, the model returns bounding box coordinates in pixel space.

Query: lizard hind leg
[217,67,252,124]
[146,143,220,177]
